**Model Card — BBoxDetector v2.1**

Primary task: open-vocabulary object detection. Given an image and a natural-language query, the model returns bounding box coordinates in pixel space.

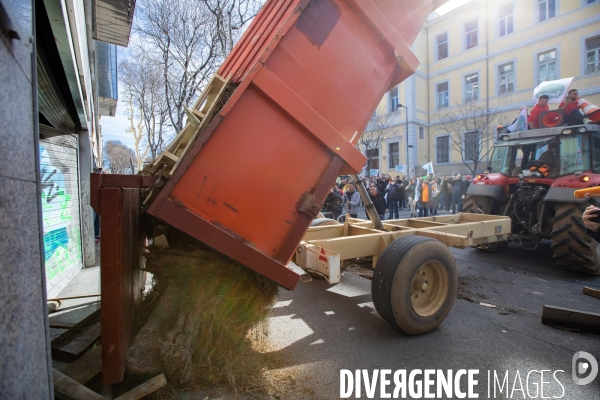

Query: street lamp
[398,104,409,178]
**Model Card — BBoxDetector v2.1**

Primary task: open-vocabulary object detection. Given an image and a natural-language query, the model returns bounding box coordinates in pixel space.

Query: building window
[436,136,449,163]
[465,19,478,49]
[389,86,399,112]
[437,33,448,60]
[367,148,379,170]
[437,82,449,108]
[586,36,600,74]
[498,62,514,94]
[388,143,399,168]
[464,131,479,161]
[465,73,479,102]
[537,50,556,83]
[419,127,424,139]
[499,4,513,37]
[538,0,556,22]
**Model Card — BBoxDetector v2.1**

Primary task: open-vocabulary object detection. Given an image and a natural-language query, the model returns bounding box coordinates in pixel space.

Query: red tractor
[463,123,600,275]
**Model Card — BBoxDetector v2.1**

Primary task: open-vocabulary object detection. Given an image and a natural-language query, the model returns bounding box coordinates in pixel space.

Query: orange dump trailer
[146,0,446,291]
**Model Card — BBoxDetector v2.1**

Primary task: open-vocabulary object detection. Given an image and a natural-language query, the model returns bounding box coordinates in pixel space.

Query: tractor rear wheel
[551,202,600,275]
[462,195,493,214]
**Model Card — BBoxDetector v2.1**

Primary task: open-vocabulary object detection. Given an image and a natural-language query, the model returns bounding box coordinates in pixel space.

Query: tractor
[463,122,600,275]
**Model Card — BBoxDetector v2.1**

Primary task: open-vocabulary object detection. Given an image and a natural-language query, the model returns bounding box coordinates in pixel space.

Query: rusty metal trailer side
[144,0,445,291]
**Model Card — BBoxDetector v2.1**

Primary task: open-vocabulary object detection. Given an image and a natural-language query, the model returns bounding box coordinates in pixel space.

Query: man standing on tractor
[528,94,550,129]
[559,89,585,126]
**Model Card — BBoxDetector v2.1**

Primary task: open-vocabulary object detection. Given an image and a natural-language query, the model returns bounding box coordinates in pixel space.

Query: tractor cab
[487,124,600,182]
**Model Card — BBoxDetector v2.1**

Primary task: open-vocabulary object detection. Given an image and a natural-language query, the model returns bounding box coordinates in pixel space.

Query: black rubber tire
[551,203,600,275]
[462,195,492,214]
[310,218,340,227]
[371,236,458,335]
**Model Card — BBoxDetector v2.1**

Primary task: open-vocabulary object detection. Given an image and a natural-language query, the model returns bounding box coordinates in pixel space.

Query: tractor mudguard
[466,184,508,203]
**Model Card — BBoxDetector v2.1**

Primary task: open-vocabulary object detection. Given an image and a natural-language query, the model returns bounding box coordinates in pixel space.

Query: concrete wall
[0,0,53,397]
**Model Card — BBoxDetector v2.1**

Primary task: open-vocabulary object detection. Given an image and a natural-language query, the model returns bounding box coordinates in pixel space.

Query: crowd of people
[323,173,473,221]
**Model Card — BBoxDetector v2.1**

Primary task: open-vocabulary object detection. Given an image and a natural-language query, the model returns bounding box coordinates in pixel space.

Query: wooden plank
[53,368,106,400]
[114,374,167,400]
[60,322,101,357]
[542,305,600,334]
[583,286,600,300]
[49,322,76,329]
[59,345,103,384]
[51,309,101,362]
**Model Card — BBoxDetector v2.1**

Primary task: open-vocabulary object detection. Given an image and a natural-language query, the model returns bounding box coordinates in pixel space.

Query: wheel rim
[410,261,449,317]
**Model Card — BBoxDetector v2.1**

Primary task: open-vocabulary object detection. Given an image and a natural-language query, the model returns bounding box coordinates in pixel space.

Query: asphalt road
[263,213,600,400]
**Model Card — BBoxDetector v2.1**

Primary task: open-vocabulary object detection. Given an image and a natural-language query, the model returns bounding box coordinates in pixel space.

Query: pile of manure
[126,227,279,396]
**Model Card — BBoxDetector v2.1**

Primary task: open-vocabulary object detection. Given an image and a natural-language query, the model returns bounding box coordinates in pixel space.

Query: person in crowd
[418,176,432,217]
[583,205,600,241]
[396,175,405,210]
[342,181,360,219]
[559,89,584,126]
[463,175,472,202]
[441,176,450,211]
[449,173,466,214]
[406,178,417,218]
[528,94,549,129]
[428,175,439,215]
[367,184,386,220]
[324,184,343,219]
[376,177,388,216]
[386,178,403,219]
[338,177,347,191]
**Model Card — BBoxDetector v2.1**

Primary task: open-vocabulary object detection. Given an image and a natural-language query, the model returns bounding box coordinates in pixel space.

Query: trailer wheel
[310,218,339,227]
[551,203,600,275]
[371,236,458,335]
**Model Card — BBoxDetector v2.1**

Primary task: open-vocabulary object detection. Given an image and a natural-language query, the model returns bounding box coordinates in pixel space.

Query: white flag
[506,107,529,132]
[422,162,434,175]
[532,77,574,104]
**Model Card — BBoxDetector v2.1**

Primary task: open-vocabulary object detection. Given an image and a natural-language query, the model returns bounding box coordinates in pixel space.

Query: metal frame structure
[295,213,511,283]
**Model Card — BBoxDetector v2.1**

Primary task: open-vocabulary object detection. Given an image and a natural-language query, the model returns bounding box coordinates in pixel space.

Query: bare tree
[121,58,169,161]
[360,113,397,174]
[103,141,136,174]
[132,0,264,133]
[435,101,499,175]
[203,0,263,57]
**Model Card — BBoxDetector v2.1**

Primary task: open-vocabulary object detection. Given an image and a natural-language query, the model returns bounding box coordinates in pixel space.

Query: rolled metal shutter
[40,134,83,298]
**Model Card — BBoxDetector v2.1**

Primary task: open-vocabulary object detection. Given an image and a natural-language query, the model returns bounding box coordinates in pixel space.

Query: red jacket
[528,103,549,129]
[559,98,579,115]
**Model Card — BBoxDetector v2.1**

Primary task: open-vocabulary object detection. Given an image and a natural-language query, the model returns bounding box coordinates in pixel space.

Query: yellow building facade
[364,0,600,178]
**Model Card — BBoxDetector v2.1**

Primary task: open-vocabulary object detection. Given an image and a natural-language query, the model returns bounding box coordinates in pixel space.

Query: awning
[94,0,136,47]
